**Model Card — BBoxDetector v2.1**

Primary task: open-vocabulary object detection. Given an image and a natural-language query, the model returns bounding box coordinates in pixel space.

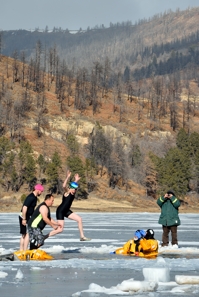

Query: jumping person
[28,194,60,250]
[19,184,44,251]
[55,170,91,241]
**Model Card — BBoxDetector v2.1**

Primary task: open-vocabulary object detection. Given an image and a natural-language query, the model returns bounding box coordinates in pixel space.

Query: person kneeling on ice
[28,194,61,250]
[135,229,158,258]
[115,229,158,258]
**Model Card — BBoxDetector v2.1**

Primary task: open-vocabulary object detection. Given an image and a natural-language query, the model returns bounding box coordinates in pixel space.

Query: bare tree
[34,108,49,138]
[66,70,73,106]
[12,50,19,83]
[88,126,112,176]
[0,31,2,61]
[102,57,111,99]
[34,40,43,93]
[20,51,26,87]
[75,67,88,112]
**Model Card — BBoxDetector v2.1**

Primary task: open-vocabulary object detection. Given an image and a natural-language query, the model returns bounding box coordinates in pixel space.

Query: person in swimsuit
[55,170,91,241]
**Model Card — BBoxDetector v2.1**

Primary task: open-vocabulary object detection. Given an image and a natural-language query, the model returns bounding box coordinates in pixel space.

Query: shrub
[20,194,26,203]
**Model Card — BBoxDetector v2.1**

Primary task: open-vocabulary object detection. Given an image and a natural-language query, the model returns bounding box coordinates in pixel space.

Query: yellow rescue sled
[14,249,54,261]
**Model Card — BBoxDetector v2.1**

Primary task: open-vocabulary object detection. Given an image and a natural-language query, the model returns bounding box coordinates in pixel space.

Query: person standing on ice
[157,190,181,247]
[55,170,91,241]
[19,184,44,251]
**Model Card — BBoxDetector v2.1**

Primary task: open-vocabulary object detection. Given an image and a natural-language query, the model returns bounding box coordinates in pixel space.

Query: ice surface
[117,279,158,292]
[0,212,199,296]
[0,271,8,278]
[175,275,199,284]
[143,267,170,282]
[15,269,23,279]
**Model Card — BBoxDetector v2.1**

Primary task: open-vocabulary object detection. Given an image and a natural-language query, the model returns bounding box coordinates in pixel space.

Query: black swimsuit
[56,193,75,220]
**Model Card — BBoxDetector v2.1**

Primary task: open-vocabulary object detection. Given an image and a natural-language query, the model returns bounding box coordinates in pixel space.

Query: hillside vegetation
[1,7,199,211]
[1,7,199,75]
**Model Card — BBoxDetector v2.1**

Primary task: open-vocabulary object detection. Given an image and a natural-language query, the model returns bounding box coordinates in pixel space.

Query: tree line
[1,127,199,199]
[1,7,199,75]
[0,135,87,198]
[150,128,199,197]
[133,48,199,81]
[0,30,199,199]
[1,41,198,139]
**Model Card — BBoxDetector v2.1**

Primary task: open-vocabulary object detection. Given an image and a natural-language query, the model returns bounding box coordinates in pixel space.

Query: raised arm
[63,170,71,189]
[74,173,81,183]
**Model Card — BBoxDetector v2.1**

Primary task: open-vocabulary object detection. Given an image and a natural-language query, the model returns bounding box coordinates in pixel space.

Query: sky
[0,0,199,31]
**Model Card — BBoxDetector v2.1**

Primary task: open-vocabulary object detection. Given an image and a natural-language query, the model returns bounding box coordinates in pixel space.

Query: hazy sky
[0,0,199,31]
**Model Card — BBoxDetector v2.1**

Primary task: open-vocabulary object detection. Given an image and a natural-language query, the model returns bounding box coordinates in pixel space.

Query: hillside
[0,51,199,212]
[1,7,199,74]
[1,189,199,213]
[1,7,199,212]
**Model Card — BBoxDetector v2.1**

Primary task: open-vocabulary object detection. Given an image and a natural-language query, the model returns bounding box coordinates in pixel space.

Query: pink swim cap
[34,184,44,192]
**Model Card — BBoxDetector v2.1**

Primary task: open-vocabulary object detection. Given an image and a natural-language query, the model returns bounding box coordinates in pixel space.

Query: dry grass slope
[1,43,199,212]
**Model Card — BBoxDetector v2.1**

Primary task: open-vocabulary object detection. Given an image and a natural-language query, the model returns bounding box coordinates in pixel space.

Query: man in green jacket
[157,190,181,247]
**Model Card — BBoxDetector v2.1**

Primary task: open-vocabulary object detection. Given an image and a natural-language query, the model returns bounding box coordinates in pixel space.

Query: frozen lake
[0,212,199,296]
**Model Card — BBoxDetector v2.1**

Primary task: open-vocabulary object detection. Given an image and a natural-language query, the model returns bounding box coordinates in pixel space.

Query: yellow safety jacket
[115,238,158,258]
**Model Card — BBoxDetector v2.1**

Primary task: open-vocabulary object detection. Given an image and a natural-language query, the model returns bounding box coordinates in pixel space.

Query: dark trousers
[162,225,178,246]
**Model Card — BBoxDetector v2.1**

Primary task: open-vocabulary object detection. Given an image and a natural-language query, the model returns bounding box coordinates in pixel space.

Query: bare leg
[20,233,29,251]
[68,213,84,238]
[20,235,25,251]
[47,220,64,237]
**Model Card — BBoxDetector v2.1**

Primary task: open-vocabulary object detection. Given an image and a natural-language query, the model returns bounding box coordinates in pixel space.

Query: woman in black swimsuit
[56,171,91,241]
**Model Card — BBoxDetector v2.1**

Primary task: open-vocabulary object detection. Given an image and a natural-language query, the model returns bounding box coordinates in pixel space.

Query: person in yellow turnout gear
[115,229,158,258]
